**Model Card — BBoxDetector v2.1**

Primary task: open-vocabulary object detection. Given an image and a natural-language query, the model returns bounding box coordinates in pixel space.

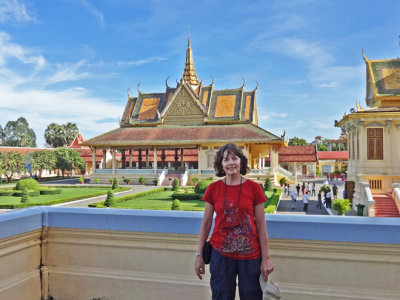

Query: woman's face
[222,151,241,177]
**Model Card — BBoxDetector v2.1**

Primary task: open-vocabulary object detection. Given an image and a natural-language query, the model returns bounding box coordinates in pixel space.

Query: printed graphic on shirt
[219,215,255,254]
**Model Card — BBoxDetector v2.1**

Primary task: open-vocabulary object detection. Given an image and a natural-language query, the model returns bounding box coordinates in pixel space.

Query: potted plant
[109,178,114,184]
[191,177,199,186]
[94,178,99,184]
[139,176,146,185]
[279,177,286,186]
[153,179,158,186]
[79,176,85,184]
[332,199,351,215]
[123,178,131,185]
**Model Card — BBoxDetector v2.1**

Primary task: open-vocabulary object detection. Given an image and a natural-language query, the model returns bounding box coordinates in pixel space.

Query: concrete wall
[1,207,400,300]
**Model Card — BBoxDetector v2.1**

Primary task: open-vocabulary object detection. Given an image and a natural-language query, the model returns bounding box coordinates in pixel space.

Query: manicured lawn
[114,190,206,211]
[0,186,128,208]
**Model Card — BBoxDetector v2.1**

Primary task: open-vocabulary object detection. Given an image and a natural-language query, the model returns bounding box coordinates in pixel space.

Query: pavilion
[83,37,286,185]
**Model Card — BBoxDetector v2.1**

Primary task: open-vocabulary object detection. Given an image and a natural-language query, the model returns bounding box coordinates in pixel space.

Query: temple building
[336,51,400,217]
[83,36,286,185]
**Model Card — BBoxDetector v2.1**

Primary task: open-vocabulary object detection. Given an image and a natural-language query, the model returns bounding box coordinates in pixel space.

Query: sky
[0,0,400,147]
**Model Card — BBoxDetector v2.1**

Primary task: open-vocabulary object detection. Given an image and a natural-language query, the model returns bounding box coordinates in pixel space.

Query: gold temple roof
[183,34,199,86]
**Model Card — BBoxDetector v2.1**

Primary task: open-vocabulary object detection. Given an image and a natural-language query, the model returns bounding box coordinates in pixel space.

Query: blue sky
[1,0,400,147]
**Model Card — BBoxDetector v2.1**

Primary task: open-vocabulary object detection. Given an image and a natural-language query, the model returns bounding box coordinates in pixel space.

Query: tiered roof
[317,151,348,161]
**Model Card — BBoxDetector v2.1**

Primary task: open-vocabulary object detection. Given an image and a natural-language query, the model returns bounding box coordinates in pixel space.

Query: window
[367,128,383,160]
[207,154,214,168]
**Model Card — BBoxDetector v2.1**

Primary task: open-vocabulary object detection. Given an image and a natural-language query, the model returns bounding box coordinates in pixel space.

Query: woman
[194,143,274,299]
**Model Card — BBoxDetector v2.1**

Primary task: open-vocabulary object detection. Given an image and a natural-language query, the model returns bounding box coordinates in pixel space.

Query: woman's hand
[260,257,274,281]
[194,256,205,280]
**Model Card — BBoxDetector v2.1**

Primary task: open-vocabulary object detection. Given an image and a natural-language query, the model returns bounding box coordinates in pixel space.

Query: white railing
[181,168,189,187]
[250,168,271,174]
[360,182,375,217]
[116,169,154,174]
[158,169,167,186]
[392,183,400,214]
[276,167,296,182]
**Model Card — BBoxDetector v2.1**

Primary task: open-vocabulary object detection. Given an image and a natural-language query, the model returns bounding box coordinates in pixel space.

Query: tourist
[303,191,309,212]
[194,143,274,299]
[335,173,339,180]
[296,183,300,197]
[287,183,291,196]
[284,182,287,194]
[311,182,316,196]
[301,182,306,195]
[306,182,311,194]
[316,190,322,209]
[291,190,297,209]
[329,173,333,181]
[332,184,338,200]
[343,188,347,199]
[325,189,332,208]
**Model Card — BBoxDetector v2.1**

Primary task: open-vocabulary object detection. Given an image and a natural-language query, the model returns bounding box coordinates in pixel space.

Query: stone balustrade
[1,207,400,300]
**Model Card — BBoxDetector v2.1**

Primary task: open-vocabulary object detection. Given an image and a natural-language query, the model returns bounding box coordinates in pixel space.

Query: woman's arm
[194,202,214,280]
[255,202,274,280]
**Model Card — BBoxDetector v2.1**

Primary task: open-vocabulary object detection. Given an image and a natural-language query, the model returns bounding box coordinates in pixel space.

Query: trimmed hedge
[13,190,40,197]
[194,180,213,194]
[40,188,62,195]
[264,188,281,214]
[89,187,165,208]
[15,179,40,191]
[171,192,202,201]
[0,190,15,196]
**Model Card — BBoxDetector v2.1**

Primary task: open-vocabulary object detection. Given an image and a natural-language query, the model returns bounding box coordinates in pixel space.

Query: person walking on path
[296,184,300,197]
[316,190,322,209]
[291,190,297,209]
[311,182,316,196]
[332,184,338,200]
[306,182,311,195]
[302,191,309,212]
[325,189,332,208]
[343,188,347,199]
[301,182,305,195]
[287,184,291,196]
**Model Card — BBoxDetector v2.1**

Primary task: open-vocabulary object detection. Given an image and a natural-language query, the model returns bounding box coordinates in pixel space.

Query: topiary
[264,178,273,191]
[104,189,115,207]
[112,178,119,190]
[16,178,40,191]
[194,180,213,194]
[332,199,350,215]
[171,199,181,210]
[172,178,180,191]
[21,188,29,203]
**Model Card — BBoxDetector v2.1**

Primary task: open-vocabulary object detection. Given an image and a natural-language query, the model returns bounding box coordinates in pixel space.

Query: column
[161,149,166,168]
[174,148,178,170]
[138,149,142,169]
[180,148,184,169]
[328,143,332,151]
[146,149,149,168]
[102,149,106,169]
[153,147,157,174]
[262,158,265,169]
[112,149,116,174]
[258,153,262,169]
[129,149,132,168]
[121,149,126,169]
[92,147,96,174]
[294,162,297,175]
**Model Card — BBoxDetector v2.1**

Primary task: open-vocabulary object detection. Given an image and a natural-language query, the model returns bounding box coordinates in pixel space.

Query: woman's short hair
[214,143,250,177]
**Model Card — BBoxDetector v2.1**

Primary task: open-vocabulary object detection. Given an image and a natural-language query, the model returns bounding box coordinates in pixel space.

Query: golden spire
[183,32,199,85]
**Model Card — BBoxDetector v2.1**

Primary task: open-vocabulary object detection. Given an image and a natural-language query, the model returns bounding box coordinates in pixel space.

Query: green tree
[21,188,29,203]
[0,117,36,147]
[171,199,181,210]
[44,122,79,148]
[264,178,273,191]
[288,136,309,146]
[172,178,180,191]
[0,151,25,182]
[317,144,328,151]
[31,150,56,178]
[104,189,115,207]
[112,177,119,189]
[54,147,85,177]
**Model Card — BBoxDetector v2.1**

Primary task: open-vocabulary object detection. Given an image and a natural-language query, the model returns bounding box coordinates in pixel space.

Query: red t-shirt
[202,179,267,260]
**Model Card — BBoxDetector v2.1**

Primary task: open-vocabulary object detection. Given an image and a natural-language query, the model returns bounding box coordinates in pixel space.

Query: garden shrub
[94,178,100,184]
[0,189,15,196]
[21,188,29,203]
[264,178,273,191]
[264,205,276,214]
[171,192,201,201]
[40,188,62,195]
[172,178,180,191]
[279,177,286,186]
[194,180,213,194]
[16,178,40,191]
[104,190,116,207]
[13,190,40,197]
[332,199,350,215]
[171,199,181,210]
[112,178,119,190]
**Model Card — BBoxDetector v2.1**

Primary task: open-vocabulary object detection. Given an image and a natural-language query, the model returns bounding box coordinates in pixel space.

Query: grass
[114,190,205,211]
[264,188,282,214]
[0,186,129,208]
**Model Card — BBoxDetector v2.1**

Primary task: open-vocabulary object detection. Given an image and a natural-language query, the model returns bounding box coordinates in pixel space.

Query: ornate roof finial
[165,76,170,88]
[241,77,246,88]
[253,80,259,92]
[137,82,141,95]
[211,75,215,86]
[183,30,199,85]
[362,48,368,62]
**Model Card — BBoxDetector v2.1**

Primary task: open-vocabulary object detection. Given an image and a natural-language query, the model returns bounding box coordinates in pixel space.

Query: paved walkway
[276,179,356,216]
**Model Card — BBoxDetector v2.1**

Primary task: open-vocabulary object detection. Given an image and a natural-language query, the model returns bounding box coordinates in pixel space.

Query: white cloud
[116,56,167,66]
[0,0,36,23]
[0,31,45,69]
[73,0,105,27]
[47,60,89,85]
[258,112,288,122]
